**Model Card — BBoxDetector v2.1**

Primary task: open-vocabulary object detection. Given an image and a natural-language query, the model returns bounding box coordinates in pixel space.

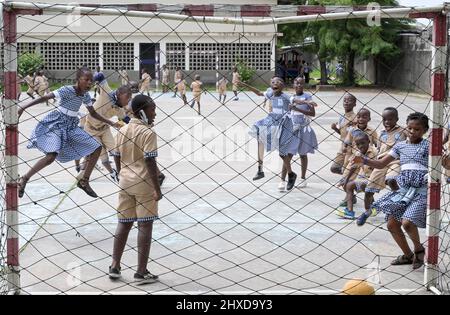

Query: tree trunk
[319,59,328,85]
[345,50,356,86]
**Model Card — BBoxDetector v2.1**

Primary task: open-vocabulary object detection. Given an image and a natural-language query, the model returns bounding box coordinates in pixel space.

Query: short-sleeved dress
[249,88,295,156]
[372,139,429,228]
[289,92,318,155]
[27,86,101,163]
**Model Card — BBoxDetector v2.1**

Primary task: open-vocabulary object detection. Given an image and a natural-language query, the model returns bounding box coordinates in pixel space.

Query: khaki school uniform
[331,111,356,169]
[174,70,183,91]
[343,125,378,171]
[140,73,151,93]
[162,69,170,85]
[119,69,129,86]
[24,75,35,95]
[232,72,240,92]
[190,80,203,102]
[113,118,159,222]
[177,79,187,96]
[84,85,127,163]
[342,145,377,192]
[218,78,228,95]
[366,125,408,192]
[34,75,49,97]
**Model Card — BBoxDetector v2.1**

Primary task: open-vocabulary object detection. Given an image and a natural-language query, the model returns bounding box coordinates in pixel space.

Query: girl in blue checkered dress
[239,77,298,189]
[17,67,120,198]
[352,112,430,270]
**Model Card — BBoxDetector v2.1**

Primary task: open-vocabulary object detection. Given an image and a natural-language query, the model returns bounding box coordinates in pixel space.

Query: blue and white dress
[27,86,101,163]
[289,93,318,155]
[249,88,295,156]
[372,139,429,228]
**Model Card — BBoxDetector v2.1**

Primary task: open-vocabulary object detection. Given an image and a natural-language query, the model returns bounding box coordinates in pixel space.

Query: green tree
[279,0,409,85]
[18,52,44,77]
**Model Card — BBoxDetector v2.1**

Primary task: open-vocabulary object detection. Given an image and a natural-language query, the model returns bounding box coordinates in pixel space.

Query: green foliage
[18,52,44,77]
[278,0,410,85]
[235,58,256,83]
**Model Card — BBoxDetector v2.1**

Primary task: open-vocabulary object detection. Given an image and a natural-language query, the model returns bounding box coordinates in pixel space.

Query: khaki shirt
[34,76,48,93]
[336,111,356,142]
[85,88,126,133]
[343,145,377,180]
[190,80,202,94]
[377,125,408,158]
[162,69,170,84]
[344,125,378,150]
[114,118,158,195]
[218,78,228,90]
[232,72,241,85]
[174,70,182,83]
[141,73,151,88]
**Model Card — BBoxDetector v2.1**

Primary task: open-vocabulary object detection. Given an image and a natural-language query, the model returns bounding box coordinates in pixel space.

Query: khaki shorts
[192,92,201,102]
[366,160,400,192]
[331,151,345,170]
[117,190,159,223]
[218,88,226,95]
[84,125,115,163]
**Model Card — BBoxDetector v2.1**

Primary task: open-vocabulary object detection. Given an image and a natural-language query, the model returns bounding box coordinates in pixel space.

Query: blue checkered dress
[372,139,429,228]
[249,88,295,156]
[27,86,101,163]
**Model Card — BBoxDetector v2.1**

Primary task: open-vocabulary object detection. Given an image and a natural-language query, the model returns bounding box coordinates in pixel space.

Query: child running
[139,68,152,96]
[161,65,170,93]
[357,107,408,226]
[17,67,119,198]
[232,67,241,101]
[172,67,183,98]
[109,94,162,284]
[352,112,434,269]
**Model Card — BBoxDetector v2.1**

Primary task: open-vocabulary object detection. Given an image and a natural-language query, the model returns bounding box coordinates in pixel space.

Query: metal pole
[3,4,20,295]
[4,2,447,26]
[425,13,447,292]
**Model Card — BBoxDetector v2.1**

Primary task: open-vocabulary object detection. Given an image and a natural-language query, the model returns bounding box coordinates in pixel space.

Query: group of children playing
[16,65,450,282]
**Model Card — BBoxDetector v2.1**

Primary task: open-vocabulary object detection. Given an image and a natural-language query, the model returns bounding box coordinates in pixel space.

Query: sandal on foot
[18,177,29,198]
[413,248,425,270]
[77,178,98,198]
[391,253,413,265]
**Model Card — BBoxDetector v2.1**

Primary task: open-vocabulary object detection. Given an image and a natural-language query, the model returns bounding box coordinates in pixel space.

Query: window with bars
[38,42,99,70]
[181,42,272,71]
[166,43,186,70]
[102,42,134,71]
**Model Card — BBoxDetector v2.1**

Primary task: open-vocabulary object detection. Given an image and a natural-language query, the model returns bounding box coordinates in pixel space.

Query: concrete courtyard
[5,86,448,294]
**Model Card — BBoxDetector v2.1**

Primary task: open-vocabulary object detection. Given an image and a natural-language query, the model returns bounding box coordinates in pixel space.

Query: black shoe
[77,179,98,198]
[110,169,119,183]
[158,173,166,187]
[109,266,121,280]
[286,172,297,191]
[75,165,81,173]
[134,270,159,285]
[253,171,265,181]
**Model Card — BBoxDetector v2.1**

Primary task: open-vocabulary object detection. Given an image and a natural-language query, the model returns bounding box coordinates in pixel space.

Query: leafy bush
[18,52,44,77]
[235,58,256,83]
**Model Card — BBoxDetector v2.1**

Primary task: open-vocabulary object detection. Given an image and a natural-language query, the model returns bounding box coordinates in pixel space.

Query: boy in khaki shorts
[217,76,228,105]
[109,94,162,285]
[232,67,241,101]
[190,74,203,115]
[330,93,357,175]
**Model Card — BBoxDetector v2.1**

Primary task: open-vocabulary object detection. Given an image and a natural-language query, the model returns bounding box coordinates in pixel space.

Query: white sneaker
[278,181,286,192]
[297,178,308,188]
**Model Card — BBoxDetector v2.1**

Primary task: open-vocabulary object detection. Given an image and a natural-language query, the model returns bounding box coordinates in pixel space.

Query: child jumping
[241,77,297,188]
[109,94,162,284]
[17,67,119,198]
[352,112,436,270]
